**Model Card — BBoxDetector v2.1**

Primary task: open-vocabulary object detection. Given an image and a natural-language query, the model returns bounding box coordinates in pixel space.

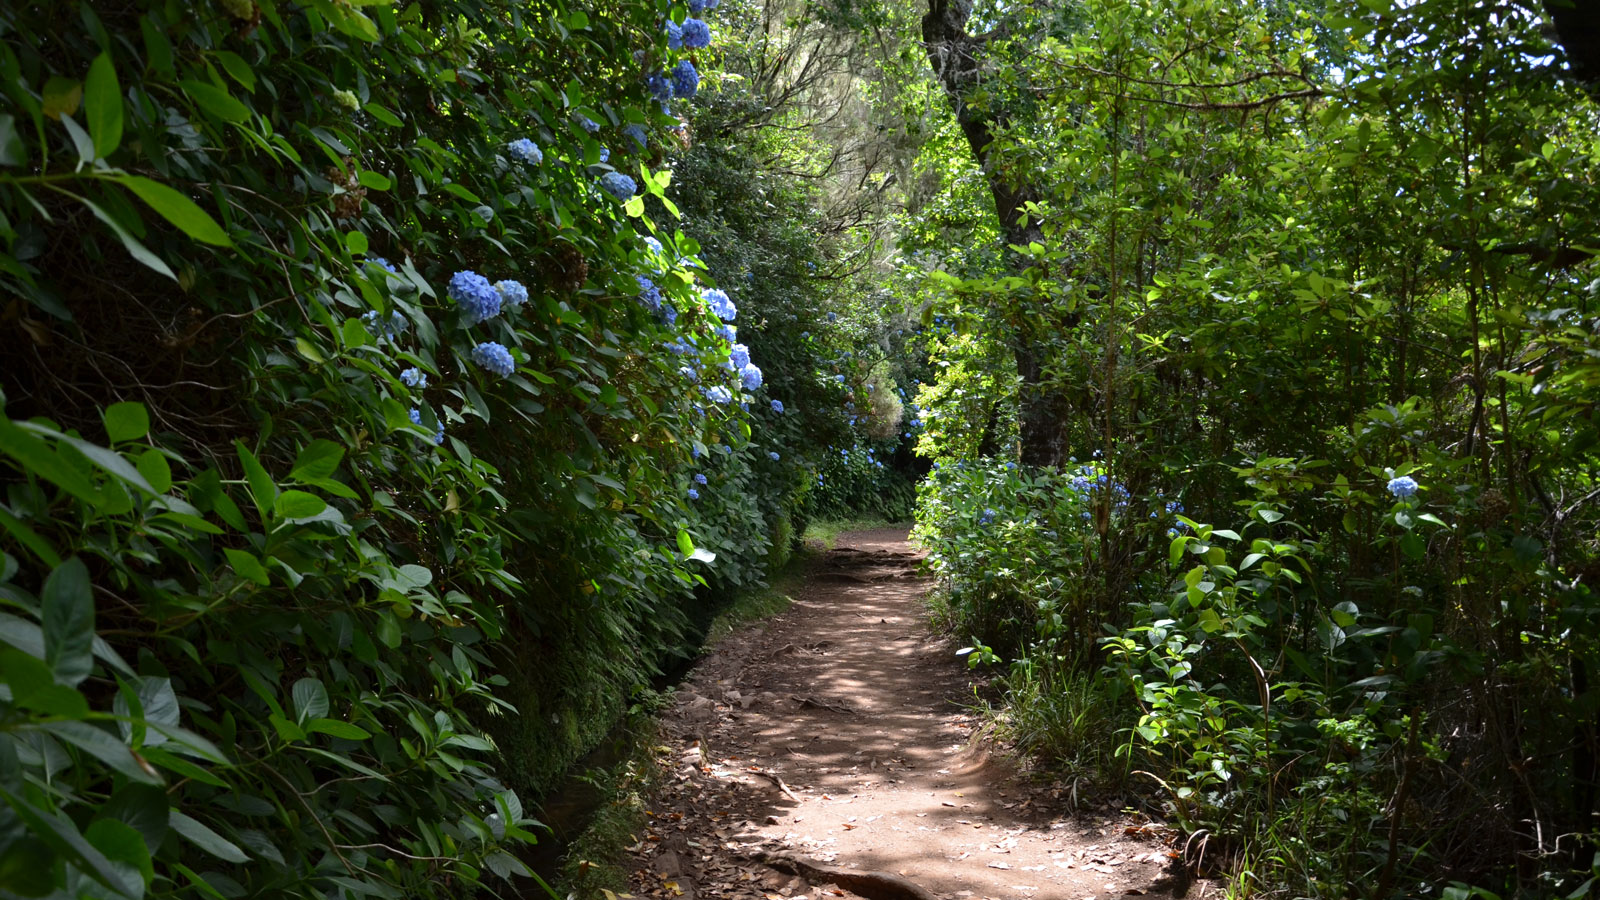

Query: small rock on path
[622,527,1195,900]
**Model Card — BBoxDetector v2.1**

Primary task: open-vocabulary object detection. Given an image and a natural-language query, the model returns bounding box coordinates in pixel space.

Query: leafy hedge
[0,1,813,897]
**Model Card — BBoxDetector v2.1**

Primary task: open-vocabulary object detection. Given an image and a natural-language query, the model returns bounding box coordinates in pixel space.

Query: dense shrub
[0,1,818,897]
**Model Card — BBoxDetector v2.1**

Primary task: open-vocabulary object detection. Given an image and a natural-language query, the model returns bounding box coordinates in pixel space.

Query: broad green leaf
[84,52,123,158]
[103,401,149,443]
[223,548,269,586]
[40,721,161,784]
[96,784,169,853]
[136,449,172,494]
[42,557,93,686]
[42,76,82,120]
[363,102,402,127]
[113,176,232,246]
[73,191,176,280]
[168,812,249,863]
[274,489,326,520]
[290,440,344,481]
[234,440,275,518]
[676,528,695,557]
[85,818,152,895]
[291,677,329,723]
[0,785,137,897]
[214,50,255,92]
[306,718,369,740]
[178,80,250,123]
[0,417,100,506]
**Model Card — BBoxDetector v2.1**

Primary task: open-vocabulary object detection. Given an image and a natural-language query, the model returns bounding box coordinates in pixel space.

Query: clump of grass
[992,657,1131,795]
[801,516,901,550]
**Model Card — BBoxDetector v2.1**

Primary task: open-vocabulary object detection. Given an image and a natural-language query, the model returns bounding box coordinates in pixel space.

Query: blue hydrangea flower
[646,72,674,103]
[671,60,700,99]
[361,309,409,341]
[827,311,838,322]
[636,275,663,313]
[449,270,502,324]
[576,114,600,133]
[507,138,543,164]
[703,288,736,320]
[705,385,733,404]
[730,343,751,368]
[681,18,711,48]
[716,324,737,343]
[688,488,700,500]
[771,399,784,413]
[688,0,707,12]
[645,236,664,256]
[600,172,637,200]
[665,20,683,50]
[768,451,780,461]
[470,341,516,377]
[679,365,699,383]
[694,473,708,485]
[660,303,678,327]
[400,367,428,389]
[739,363,763,391]
[408,408,422,426]
[1387,475,1419,499]
[977,508,996,525]
[366,256,398,274]
[623,124,648,149]
[495,279,528,309]
[835,374,845,383]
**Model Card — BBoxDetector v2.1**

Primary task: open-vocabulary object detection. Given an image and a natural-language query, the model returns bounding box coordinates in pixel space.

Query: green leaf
[103,401,149,443]
[113,176,232,247]
[40,721,161,784]
[178,80,250,124]
[96,784,169,854]
[136,449,172,494]
[291,677,329,723]
[290,440,344,481]
[234,440,275,519]
[42,76,82,121]
[223,548,269,586]
[274,490,327,520]
[213,50,255,92]
[358,169,391,190]
[0,114,27,167]
[0,502,62,567]
[86,818,152,895]
[84,52,123,159]
[0,785,137,897]
[71,191,175,279]
[362,102,402,127]
[0,417,100,506]
[345,230,368,254]
[676,528,695,557]
[306,718,369,740]
[168,811,249,863]
[42,557,93,687]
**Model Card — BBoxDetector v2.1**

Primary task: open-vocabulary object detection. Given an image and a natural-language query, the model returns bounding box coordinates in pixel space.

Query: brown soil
[622,527,1198,900]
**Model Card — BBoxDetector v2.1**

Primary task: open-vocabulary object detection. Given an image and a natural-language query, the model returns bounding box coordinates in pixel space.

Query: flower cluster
[739,363,763,391]
[507,138,543,165]
[600,172,638,200]
[471,341,516,378]
[703,288,736,320]
[449,270,502,324]
[637,275,663,313]
[495,279,528,309]
[771,399,784,413]
[361,309,408,341]
[1387,475,1420,499]
[365,256,398,275]
[409,407,445,446]
[670,60,700,99]
[681,18,711,49]
[400,367,428,389]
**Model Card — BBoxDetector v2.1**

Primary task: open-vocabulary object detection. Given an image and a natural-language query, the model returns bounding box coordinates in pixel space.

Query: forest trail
[621,528,1191,900]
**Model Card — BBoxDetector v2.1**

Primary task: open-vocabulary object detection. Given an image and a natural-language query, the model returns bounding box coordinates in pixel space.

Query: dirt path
[623,527,1190,900]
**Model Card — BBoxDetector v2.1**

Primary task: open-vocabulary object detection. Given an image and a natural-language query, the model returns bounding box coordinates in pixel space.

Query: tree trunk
[922,0,1066,467]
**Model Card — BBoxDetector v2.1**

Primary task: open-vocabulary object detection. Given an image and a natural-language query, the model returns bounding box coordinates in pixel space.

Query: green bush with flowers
[0,0,830,897]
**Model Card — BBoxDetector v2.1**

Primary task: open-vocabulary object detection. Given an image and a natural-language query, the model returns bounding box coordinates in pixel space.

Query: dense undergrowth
[0,1,921,898]
[903,0,1600,892]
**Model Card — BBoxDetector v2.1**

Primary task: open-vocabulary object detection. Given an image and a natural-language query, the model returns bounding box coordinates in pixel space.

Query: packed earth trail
[620,528,1197,900]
